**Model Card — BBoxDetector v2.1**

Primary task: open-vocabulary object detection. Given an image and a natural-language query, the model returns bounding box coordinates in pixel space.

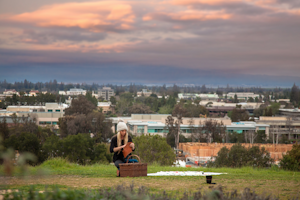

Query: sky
[0,0,300,86]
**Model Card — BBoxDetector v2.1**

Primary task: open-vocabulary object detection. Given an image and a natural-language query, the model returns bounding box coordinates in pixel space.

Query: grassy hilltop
[1,158,299,199]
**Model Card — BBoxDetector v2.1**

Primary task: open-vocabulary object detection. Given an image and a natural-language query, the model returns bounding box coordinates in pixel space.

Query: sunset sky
[0,0,300,86]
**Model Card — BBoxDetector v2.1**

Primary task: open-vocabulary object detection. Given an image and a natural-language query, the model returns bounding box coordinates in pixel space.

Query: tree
[233,94,239,103]
[201,84,207,93]
[65,95,96,116]
[230,108,249,122]
[248,97,254,102]
[0,117,9,140]
[133,134,176,165]
[211,146,230,167]
[165,116,179,148]
[290,83,299,106]
[227,131,245,143]
[116,98,131,115]
[280,143,300,171]
[85,92,98,107]
[110,96,117,105]
[244,130,257,144]
[198,119,226,143]
[208,143,273,168]
[194,97,201,105]
[184,103,208,117]
[58,112,112,142]
[158,105,173,114]
[286,116,293,141]
[171,104,187,148]
[255,130,267,143]
[247,146,273,168]
[4,133,46,165]
[60,134,90,164]
[120,92,134,102]
[128,104,154,114]
[42,135,62,158]
[43,134,111,164]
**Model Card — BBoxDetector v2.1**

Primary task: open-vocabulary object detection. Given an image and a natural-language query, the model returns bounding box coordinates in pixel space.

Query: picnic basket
[119,155,147,177]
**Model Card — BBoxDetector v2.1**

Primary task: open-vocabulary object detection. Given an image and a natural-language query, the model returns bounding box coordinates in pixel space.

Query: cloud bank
[0,0,300,85]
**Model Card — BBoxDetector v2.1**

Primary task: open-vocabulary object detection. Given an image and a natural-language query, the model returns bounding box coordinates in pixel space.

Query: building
[0,89,19,100]
[226,92,261,101]
[3,89,19,96]
[97,102,114,114]
[206,106,236,117]
[109,114,269,138]
[200,101,263,115]
[137,89,152,97]
[178,93,219,101]
[256,116,300,140]
[0,115,32,127]
[59,88,87,96]
[3,103,69,131]
[28,90,40,96]
[279,108,300,118]
[98,87,114,101]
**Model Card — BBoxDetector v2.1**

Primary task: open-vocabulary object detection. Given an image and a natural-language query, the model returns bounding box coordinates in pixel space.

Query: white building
[178,93,219,101]
[226,92,261,101]
[3,89,19,96]
[59,88,87,96]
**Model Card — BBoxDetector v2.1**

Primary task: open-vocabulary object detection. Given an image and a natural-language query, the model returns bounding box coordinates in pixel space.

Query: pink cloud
[144,10,231,21]
[171,0,241,6]
[19,40,141,53]
[5,1,135,32]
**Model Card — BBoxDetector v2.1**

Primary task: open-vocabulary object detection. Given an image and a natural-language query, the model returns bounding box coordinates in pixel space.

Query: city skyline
[1,0,300,86]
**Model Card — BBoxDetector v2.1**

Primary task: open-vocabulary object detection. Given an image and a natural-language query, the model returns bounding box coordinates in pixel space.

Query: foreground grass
[1,158,299,199]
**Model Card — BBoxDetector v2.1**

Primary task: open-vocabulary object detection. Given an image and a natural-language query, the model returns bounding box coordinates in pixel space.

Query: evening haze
[0,0,300,86]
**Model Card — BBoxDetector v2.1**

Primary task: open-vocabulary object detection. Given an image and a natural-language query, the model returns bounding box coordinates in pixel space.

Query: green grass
[1,158,300,199]
[30,158,299,182]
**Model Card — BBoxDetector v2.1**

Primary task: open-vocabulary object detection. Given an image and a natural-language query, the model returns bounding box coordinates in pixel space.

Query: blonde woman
[110,120,135,176]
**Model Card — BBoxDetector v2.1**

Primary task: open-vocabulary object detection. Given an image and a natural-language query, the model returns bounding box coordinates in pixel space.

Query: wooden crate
[119,155,147,177]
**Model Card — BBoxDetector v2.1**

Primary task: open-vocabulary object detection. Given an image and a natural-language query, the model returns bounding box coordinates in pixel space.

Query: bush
[208,143,273,168]
[42,134,110,164]
[89,143,109,164]
[4,132,46,165]
[166,133,191,148]
[134,134,176,165]
[280,143,300,171]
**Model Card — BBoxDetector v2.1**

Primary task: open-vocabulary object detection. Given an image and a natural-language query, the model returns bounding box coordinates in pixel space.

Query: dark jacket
[110,135,134,162]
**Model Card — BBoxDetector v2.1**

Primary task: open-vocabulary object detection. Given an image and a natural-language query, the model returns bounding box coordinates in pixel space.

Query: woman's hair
[117,130,128,154]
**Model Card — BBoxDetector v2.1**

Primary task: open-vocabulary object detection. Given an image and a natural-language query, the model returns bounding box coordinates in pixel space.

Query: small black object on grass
[206,176,212,184]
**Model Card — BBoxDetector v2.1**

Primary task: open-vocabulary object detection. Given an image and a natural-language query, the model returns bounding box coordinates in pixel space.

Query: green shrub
[133,134,176,165]
[208,143,273,168]
[90,143,109,164]
[4,132,46,165]
[42,134,110,164]
[280,143,300,171]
